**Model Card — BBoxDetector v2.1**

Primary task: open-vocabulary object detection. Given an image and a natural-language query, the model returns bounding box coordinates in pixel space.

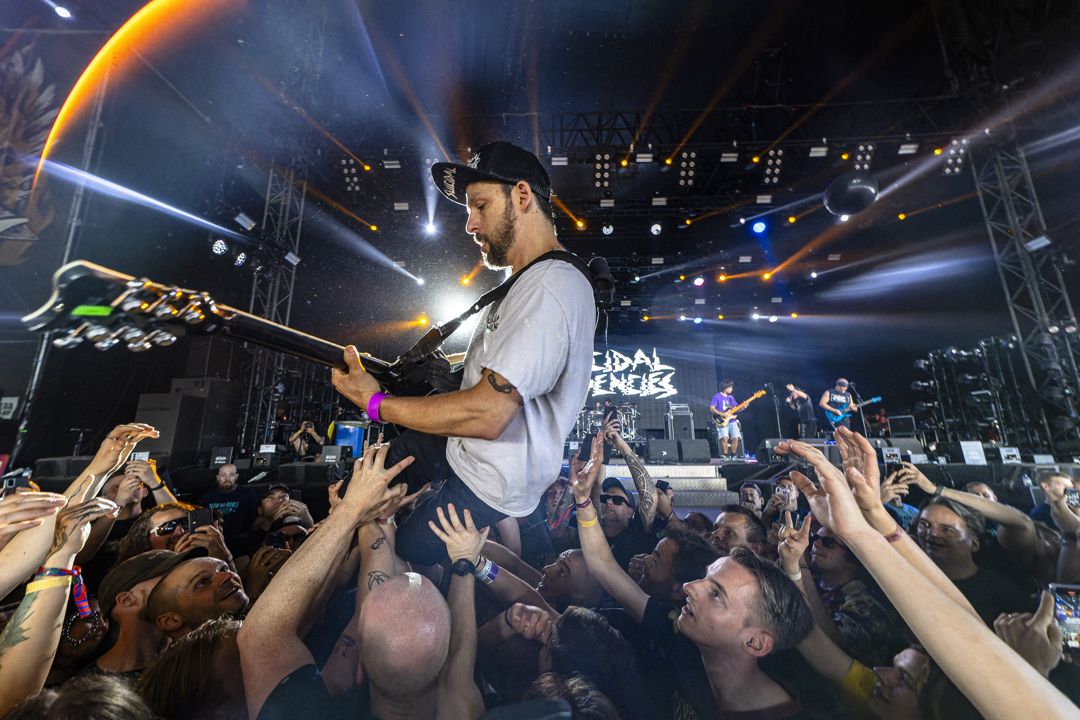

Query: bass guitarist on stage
[710,380,742,457]
[820,378,857,429]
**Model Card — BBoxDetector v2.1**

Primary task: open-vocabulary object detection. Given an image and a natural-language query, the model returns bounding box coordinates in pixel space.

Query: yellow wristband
[578,516,599,528]
[26,576,73,594]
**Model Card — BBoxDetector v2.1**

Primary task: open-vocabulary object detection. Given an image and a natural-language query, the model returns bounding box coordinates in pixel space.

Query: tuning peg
[84,325,111,342]
[52,323,89,349]
[121,327,147,344]
[127,340,153,352]
[93,326,133,351]
[145,330,177,347]
[121,296,148,313]
[153,304,179,319]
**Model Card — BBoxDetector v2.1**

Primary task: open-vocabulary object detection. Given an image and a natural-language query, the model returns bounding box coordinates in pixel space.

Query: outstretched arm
[238,444,412,719]
[572,434,650,623]
[606,420,657,530]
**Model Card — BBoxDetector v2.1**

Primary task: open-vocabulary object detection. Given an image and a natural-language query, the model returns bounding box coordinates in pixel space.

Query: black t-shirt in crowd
[257,665,376,720]
[952,567,1035,626]
[609,514,657,570]
[199,486,260,539]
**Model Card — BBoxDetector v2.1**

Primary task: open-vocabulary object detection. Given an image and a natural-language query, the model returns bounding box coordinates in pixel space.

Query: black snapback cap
[432,141,552,205]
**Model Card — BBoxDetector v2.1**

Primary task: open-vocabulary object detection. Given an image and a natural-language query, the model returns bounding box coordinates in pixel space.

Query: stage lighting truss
[678,151,696,188]
[853,143,874,171]
[943,138,968,176]
[594,153,611,189]
[341,157,361,191]
[762,148,782,185]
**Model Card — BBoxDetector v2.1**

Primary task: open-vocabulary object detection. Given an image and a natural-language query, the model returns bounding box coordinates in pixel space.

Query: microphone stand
[764,383,783,439]
[850,384,869,435]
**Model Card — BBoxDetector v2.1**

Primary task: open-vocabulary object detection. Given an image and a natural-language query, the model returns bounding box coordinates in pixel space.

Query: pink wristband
[883,525,905,543]
[367,392,389,424]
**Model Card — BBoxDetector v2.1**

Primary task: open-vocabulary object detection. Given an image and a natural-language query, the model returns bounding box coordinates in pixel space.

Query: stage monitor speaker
[665,404,694,440]
[135,392,206,468]
[888,415,917,437]
[209,447,234,468]
[254,452,281,469]
[1030,453,1056,465]
[988,446,1022,464]
[646,439,680,464]
[33,456,93,479]
[888,438,926,455]
[757,439,841,467]
[678,439,711,463]
[940,441,987,465]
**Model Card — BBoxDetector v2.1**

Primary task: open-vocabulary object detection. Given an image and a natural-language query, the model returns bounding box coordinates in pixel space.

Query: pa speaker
[678,440,711,463]
[646,439,680,464]
[888,438,926,455]
[209,447,234,468]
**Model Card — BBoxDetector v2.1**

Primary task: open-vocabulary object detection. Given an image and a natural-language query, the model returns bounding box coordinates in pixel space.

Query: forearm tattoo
[0,591,38,651]
[624,450,657,518]
[486,371,515,394]
[370,537,386,551]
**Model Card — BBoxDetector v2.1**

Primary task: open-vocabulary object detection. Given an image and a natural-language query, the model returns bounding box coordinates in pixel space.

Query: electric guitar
[22,261,465,397]
[713,389,766,427]
[824,396,883,425]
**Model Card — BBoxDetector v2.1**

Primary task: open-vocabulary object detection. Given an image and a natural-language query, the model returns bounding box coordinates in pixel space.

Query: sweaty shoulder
[518,258,593,306]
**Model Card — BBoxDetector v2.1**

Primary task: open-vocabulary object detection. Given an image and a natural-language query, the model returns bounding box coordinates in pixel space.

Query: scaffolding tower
[971,144,1080,452]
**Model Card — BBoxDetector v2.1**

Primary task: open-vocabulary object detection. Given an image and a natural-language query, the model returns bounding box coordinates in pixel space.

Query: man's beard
[476,201,516,269]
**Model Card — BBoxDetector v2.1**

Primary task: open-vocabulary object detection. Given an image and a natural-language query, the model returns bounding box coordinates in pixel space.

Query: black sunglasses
[600,494,630,507]
[814,535,843,549]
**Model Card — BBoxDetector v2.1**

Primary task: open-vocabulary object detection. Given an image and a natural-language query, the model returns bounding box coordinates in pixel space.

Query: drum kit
[574,402,641,442]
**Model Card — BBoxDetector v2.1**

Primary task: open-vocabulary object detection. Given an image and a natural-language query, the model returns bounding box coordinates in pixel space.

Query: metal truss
[971,144,1080,452]
[239,2,327,453]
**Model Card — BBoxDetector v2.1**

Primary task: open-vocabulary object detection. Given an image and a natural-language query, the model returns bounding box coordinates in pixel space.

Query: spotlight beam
[36,158,245,239]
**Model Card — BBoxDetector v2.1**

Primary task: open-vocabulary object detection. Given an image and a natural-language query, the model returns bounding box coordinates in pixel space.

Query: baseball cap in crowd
[98,548,208,619]
[264,483,290,498]
[602,477,632,498]
[432,141,552,205]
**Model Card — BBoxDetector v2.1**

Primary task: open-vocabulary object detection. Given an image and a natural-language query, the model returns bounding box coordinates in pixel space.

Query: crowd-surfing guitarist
[709,380,744,457]
[331,142,595,566]
[819,378,857,429]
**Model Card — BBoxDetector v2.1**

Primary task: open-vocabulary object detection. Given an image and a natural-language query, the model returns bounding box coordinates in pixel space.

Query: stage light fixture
[839,214,850,222]
[679,315,687,321]
[751,221,767,234]
[620,158,629,167]
[685,218,692,225]
[768,315,779,323]
[762,148,782,185]
[752,312,761,320]
[1024,234,1051,252]
[234,212,256,231]
[425,222,437,235]
[460,276,471,286]
[762,272,772,280]
[575,219,585,229]
[840,152,850,161]
[234,251,247,267]
[718,274,728,282]
[602,223,614,235]
[810,271,818,279]
[211,239,229,255]
[933,148,943,156]
[593,154,611,189]
[417,315,429,326]
[751,156,760,164]
[678,151,696,187]
[650,223,662,236]
[52,4,72,18]
[898,213,907,220]
[717,314,726,320]
[369,224,378,232]
[416,278,425,286]
[788,216,796,224]
[693,317,702,324]
[853,143,874,171]
[693,277,704,287]
[642,315,650,322]
[790,312,798,319]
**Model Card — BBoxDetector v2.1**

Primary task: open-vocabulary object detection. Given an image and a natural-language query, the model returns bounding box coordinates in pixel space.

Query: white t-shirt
[445,258,595,516]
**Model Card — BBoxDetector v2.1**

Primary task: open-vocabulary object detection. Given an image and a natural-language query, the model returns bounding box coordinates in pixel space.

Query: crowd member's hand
[429,504,488,564]
[339,443,413,525]
[765,492,784,515]
[86,424,159,477]
[243,545,292,597]
[657,486,675,521]
[628,553,647,581]
[570,433,605,505]
[175,525,233,565]
[777,511,811,576]
[994,592,1063,677]
[47,498,119,559]
[123,459,159,488]
[380,482,431,522]
[834,427,881,493]
[601,417,622,443]
[506,603,555,644]
[777,440,875,542]
[108,472,145,508]
[273,500,315,529]
[331,345,382,410]
[894,462,938,496]
[880,472,912,505]
[0,492,67,552]
[327,481,344,512]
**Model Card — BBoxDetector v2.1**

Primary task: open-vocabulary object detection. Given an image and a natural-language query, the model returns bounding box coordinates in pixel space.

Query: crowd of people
[0,419,1079,719]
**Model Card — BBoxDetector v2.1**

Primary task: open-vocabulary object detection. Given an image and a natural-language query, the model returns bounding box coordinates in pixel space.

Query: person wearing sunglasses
[598,477,657,572]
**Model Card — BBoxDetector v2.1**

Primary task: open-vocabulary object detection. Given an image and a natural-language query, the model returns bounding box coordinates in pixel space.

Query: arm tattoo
[370,537,386,551]
[485,371,516,395]
[0,591,38,651]
[624,450,657,518]
[367,571,391,590]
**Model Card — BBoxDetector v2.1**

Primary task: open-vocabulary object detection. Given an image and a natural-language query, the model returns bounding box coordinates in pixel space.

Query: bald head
[358,573,450,697]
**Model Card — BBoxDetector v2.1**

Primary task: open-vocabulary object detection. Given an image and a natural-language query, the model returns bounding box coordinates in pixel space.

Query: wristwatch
[451,558,477,576]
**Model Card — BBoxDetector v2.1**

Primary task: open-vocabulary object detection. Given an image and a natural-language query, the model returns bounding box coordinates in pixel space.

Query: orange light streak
[895,191,978,219]
[304,184,378,232]
[461,259,484,286]
[34,0,247,187]
[551,196,583,226]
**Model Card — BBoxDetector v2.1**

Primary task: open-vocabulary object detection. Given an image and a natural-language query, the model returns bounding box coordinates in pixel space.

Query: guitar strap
[401,250,612,365]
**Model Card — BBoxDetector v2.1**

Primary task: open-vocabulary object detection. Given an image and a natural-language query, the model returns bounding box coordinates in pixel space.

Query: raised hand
[881,471,912,505]
[341,443,414,525]
[327,480,344,512]
[833,427,881,495]
[428,503,489,564]
[273,500,315,529]
[108,472,145,508]
[0,493,67,551]
[777,510,811,575]
[601,416,622,443]
[175,525,233,564]
[87,424,159,476]
[895,462,937,495]
[788,466,874,543]
[570,433,604,504]
[628,553,648,581]
[993,592,1063,677]
[656,486,675,521]
[47,498,119,559]
[506,603,555,644]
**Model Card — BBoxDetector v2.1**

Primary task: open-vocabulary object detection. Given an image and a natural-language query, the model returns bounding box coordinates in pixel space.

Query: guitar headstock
[22,261,234,353]
[752,389,766,399]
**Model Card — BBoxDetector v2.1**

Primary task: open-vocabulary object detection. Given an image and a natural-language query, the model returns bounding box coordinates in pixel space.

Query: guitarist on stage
[331,142,595,566]
[709,380,743,457]
[819,378,857,429]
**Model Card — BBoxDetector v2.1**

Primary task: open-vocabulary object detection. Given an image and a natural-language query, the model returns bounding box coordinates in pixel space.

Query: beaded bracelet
[34,566,92,617]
